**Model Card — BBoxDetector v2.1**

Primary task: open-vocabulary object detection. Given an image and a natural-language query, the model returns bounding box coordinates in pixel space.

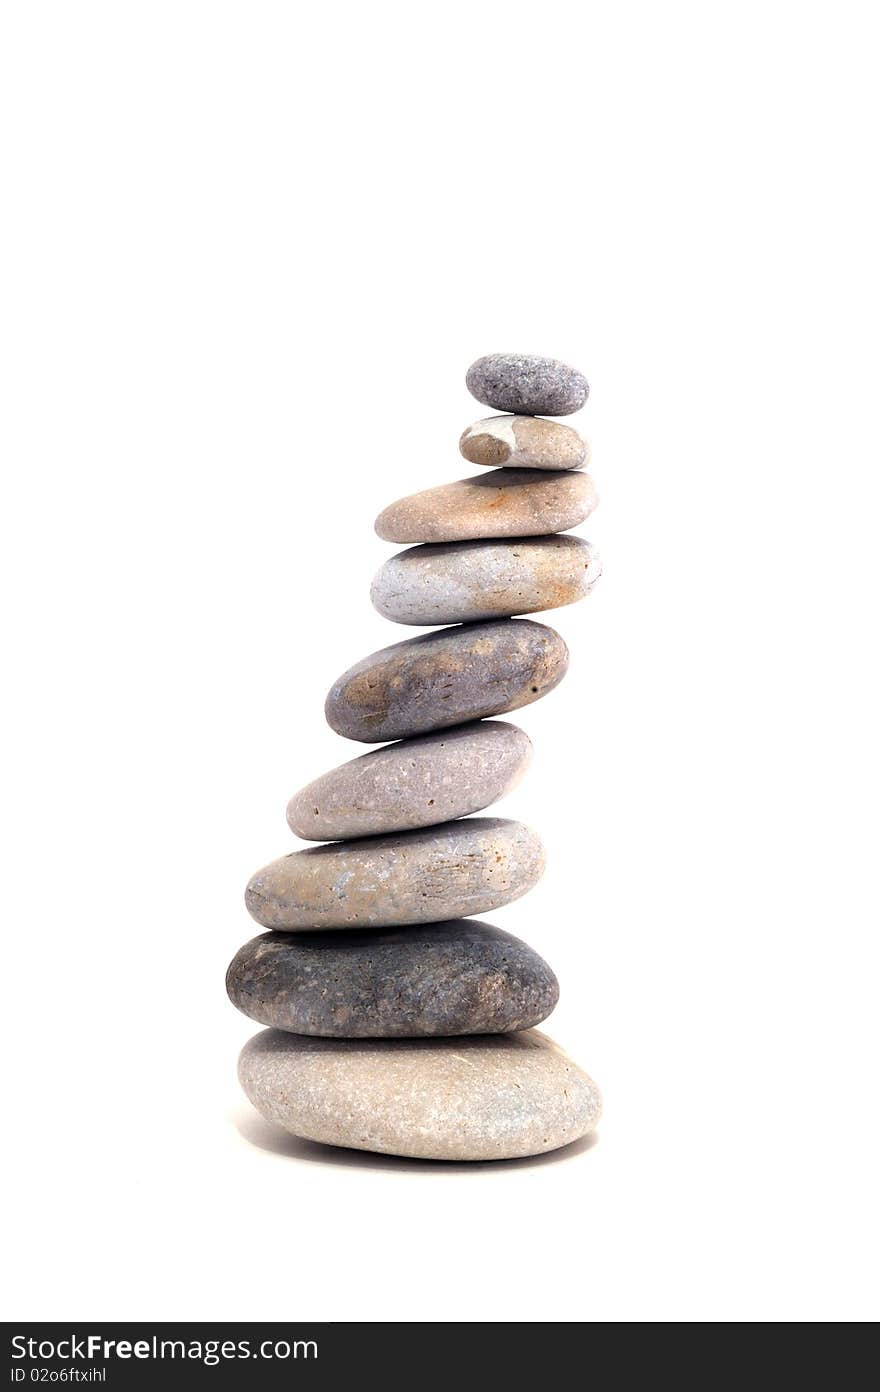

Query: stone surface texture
[371,536,601,625]
[227,919,559,1037]
[238,1027,602,1160]
[375,468,595,544]
[466,353,589,416]
[460,415,589,471]
[287,721,531,840]
[245,817,545,931]
[325,618,568,743]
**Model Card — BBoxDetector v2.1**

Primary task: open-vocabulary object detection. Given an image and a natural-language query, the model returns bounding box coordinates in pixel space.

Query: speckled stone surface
[371,536,602,626]
[238,1027,602,1160]
[460,415,589,471]
[466,354,589,417]
[287,721,531,841]
[325,618,568,743]
[245,817,545,931]
[226,920,559,1037]
[375,468,595,544]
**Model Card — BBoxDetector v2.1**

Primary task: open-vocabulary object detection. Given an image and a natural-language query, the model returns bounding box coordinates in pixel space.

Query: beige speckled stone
[287,721,531,841]
[375,468,596,544]
[245,817,545,931]
[238,1027,602,1160]
[460,415,589,471]
[325,619,569,743]
[371,536,602,625]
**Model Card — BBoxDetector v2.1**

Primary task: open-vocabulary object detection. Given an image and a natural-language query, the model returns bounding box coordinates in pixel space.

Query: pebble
[325,618,568,742]
[287,721,531,840]
[460,415,589,471]
[226,919,559,1037]
[238,1027,602,1160]
[466,353,589,416]
[375,468,596,544]
[371,536,601,626]
[245,817,545,931]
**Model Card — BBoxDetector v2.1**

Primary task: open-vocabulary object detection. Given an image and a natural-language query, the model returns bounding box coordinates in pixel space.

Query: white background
[2,1,878,1323]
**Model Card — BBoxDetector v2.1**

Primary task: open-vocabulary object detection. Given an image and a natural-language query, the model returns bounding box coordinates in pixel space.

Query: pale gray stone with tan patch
[375,468,596,544]
[371,536,602,626]
[238,1026,602,1160]
[324,618,568,742]
[226,919,559,1037]
[466,353,589,416]
[287,721,531,841]
[460,415,589,471]
[245,817,545,931]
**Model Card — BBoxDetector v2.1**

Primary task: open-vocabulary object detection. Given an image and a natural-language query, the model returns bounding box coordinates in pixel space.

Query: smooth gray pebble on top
[466,353,588,416]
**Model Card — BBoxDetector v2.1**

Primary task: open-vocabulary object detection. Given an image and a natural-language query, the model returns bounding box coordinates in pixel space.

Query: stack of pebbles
[229,353,603,1162]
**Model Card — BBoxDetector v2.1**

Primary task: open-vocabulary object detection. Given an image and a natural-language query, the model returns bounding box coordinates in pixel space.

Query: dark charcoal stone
[226,919,559,1037]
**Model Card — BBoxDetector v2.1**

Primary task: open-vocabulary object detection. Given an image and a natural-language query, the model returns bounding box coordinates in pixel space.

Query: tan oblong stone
[375,468,597,544]
[245,817,545,931]
[460,415,590,471]
[287,721,532,841]
[238,1027,602,1161]
[371,536,602,626]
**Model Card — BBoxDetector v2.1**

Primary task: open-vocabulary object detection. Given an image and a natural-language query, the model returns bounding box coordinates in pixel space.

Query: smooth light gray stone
[238,1027,602,1161]
[466,353,589,416]
[375,468,596,544]
[287,721,531,840]
[325,618,568,743]
[245,817,545,931]
[371,536,602,625]
[226,919,559,1037]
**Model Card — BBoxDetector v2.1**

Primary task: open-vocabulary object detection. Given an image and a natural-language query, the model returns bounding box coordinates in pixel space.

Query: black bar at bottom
[4,1323,576,1388]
